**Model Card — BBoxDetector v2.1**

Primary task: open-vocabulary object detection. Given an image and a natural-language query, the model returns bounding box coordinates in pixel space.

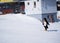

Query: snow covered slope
[0,13,60,43]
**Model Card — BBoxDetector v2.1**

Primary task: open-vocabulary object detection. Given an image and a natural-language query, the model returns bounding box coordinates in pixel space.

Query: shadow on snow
[47,30,58,32]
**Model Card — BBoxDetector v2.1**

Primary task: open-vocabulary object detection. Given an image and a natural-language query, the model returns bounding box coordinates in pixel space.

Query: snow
[57,11,60,16]
[0,13,60,43]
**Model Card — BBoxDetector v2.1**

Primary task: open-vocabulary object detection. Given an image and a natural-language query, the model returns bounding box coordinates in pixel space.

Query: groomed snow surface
[0,13,60,43]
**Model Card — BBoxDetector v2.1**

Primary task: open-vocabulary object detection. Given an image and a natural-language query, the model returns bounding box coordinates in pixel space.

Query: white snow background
[0,12,60,43]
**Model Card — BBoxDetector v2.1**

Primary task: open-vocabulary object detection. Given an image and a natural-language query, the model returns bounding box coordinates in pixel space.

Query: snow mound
[0,14,44,43]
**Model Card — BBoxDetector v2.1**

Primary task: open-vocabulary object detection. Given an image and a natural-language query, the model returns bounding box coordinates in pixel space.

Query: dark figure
[43,18,49,31]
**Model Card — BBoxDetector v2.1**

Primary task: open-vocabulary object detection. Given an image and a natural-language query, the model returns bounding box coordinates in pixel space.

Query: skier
[43,18,49,31]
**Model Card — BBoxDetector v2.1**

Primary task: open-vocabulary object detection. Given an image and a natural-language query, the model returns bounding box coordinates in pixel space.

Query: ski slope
[0,13,60,43]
